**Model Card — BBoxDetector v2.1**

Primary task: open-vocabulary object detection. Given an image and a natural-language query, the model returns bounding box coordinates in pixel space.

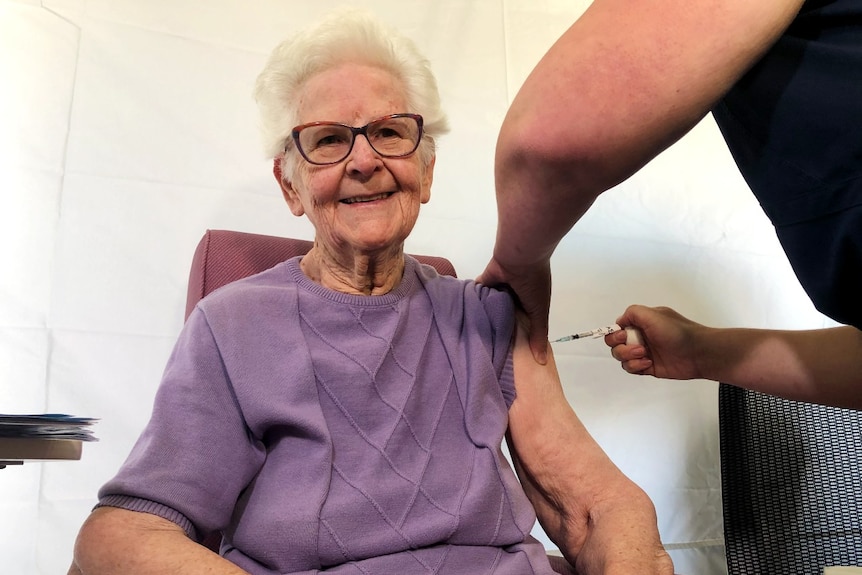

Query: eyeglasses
[289,113,424,166]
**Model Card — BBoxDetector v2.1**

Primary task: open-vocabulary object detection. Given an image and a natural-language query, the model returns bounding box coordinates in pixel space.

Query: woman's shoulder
[196,259,299,315]
[410,257,514,318]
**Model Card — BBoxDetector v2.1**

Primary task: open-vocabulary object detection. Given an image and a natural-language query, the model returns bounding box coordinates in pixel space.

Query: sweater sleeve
[97,307,267,541]
[471,282,517,407]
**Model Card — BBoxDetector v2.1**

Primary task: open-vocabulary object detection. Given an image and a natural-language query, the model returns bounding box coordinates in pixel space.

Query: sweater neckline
[285,255,417,306]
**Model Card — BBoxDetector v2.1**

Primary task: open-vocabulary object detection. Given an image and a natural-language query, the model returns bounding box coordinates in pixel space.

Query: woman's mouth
[341,192,393,205]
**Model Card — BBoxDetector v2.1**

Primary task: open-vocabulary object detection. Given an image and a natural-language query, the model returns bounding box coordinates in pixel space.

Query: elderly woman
[68,9,672,575]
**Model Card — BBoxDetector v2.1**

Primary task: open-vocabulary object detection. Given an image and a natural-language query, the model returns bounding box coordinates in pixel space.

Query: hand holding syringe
[552,323,644,345]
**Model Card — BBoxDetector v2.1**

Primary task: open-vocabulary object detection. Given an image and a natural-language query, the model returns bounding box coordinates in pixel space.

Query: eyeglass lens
[295,115,421,165]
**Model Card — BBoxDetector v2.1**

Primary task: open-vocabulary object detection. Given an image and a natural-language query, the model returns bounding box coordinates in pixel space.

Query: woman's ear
[420,155,435,204]
[273,157,305,216]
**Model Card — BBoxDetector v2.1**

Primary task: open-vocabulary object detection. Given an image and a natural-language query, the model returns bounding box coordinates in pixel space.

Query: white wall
[1,1,834,574]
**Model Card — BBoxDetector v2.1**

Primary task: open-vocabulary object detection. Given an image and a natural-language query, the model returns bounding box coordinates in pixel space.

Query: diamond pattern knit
[97,256,556,575]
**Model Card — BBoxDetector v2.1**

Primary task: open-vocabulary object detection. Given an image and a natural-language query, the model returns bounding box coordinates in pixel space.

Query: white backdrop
[1,1,836,574]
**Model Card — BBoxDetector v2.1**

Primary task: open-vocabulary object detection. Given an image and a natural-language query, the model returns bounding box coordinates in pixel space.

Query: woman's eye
[315,133,348,148]
[373,127,403,140]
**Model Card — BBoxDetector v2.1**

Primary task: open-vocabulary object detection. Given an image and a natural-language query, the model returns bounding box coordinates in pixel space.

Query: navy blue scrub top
[712,0,862,329]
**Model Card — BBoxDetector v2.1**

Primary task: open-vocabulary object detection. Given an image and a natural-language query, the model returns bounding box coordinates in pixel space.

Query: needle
[551,324,622,343]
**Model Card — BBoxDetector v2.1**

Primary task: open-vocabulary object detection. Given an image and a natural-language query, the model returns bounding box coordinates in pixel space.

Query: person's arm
[69,507,250,575]
[479,0,806,361]
[506,318,674,575]
[606,304,862,410]
[68,307,266,575]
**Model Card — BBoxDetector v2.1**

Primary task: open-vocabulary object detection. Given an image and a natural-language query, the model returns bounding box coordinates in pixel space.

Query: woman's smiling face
[277,63,435,259]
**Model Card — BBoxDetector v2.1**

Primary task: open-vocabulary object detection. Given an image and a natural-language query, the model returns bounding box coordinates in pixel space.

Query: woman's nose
[345,134,382,175]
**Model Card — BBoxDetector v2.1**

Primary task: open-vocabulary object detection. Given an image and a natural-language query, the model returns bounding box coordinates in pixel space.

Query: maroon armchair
[184,228,576,574]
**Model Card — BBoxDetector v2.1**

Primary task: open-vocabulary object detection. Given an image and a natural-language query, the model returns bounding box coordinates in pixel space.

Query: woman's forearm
[506,319,673,573]
[72,507,250,575]
[696,325,862,409]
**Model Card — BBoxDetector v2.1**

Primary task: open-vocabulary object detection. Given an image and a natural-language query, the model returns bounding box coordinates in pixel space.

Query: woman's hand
[604,304,705,380]
[606,305,862,409]
[476,257,552,364]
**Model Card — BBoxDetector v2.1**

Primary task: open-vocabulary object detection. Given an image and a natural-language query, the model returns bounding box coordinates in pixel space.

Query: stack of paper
[0,414,98,466]
[0,414,99,442]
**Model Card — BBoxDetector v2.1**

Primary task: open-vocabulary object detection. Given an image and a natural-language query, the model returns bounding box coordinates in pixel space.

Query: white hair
[253,8,449,173]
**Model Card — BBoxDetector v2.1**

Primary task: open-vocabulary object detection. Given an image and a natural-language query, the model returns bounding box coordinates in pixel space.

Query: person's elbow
[496,104,623,196]
[71,506,184,573]
[498,105,590,166]
[71,507,128,572]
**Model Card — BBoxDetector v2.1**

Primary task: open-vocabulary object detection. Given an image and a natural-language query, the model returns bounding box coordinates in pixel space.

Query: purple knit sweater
[98,256,556,574]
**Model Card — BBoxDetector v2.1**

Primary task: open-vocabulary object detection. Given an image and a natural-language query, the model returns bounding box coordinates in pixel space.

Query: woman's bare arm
[481,0,807,360]
[506,318,674,574]
[69,507,250,575]
[607,304,862,409]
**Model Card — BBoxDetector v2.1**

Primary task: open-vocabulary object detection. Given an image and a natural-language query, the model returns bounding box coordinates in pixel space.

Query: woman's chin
[331,223,413,254]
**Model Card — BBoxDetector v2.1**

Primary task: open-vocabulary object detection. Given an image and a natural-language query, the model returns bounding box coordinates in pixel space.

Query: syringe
[551,324,645,345]
[551,324,622,342]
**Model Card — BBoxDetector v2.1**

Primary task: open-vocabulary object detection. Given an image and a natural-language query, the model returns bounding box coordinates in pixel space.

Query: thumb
[526,308,549,365]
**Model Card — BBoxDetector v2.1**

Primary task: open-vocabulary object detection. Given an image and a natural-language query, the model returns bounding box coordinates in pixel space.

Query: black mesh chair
[719,383,862,574]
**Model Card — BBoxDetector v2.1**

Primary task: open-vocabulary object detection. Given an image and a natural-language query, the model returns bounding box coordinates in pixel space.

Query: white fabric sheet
[1,1,835,574]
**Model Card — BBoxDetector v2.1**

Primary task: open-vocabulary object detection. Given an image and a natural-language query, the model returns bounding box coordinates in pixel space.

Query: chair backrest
[719,383,862,574]
[185,229,457,319]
